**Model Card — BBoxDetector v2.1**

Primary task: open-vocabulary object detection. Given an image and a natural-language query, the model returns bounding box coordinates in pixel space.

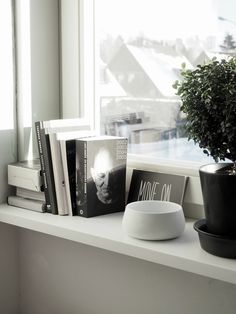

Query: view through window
[95,0,236,162]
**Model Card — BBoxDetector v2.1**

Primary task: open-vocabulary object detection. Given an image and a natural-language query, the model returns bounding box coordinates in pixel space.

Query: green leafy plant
[173,57,236,170]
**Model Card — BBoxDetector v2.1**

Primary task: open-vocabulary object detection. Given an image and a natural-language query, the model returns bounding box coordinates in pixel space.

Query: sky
[97,0,236,41]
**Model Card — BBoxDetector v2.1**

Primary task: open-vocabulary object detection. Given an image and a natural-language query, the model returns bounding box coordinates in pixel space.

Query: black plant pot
[199,163,236,237]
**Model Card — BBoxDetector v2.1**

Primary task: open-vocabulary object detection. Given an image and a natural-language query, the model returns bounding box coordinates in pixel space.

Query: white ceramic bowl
[122,200,185,240]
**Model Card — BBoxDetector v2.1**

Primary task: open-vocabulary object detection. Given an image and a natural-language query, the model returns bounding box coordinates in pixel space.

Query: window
[0,0,15,130]
[94,0,236,164]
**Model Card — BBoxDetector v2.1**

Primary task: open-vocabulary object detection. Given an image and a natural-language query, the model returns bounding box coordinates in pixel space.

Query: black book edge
[66,140,77,215]
[35,121,58,214]
[76,140,88,217]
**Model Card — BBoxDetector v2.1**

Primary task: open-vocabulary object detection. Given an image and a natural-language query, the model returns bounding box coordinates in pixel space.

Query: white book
[43,118,90,134]
[7,196,46,213]
[8,160,42,192]
[49,130,93,215]
[49,132,68,215]
[16,187,45,202]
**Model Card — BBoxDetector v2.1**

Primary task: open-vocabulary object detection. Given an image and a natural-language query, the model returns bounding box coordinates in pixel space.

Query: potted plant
[173,57,236,239]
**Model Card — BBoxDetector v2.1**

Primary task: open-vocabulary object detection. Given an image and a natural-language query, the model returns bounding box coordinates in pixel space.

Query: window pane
[95,0,235,162]
[0,0,14,130]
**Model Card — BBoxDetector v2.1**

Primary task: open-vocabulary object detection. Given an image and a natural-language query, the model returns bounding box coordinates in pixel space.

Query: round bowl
[122,200,185,240]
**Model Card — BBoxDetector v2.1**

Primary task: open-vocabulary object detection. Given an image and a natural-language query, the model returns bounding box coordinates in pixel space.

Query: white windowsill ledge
[0,204,235,285]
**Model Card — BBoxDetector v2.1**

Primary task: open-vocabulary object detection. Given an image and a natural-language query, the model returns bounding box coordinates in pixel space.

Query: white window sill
[0,204,235,285]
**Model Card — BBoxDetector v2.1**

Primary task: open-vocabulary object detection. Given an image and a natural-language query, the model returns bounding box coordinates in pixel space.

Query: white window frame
[60,0,97,131]
[60,0,204,218]
[15,0,61,160]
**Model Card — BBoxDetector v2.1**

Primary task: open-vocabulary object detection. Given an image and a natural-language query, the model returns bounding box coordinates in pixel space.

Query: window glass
[95,0,236,162]
[0,0,14,130]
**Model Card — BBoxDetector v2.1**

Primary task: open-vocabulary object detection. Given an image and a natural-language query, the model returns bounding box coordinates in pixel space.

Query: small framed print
[127,169,188,205]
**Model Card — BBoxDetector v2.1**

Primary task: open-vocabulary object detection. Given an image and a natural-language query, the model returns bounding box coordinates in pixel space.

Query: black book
[60,139,77,215]
[66,140,77,215]
[76,136,128,217]
[59,130,94,216]
[35,121,58,214]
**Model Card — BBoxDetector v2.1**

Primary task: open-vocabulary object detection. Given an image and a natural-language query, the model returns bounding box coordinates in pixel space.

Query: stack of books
[7,159,46,212]
[34,119,128,217]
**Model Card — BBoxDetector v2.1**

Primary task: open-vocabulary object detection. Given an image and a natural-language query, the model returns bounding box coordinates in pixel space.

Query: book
[76,136,128,217]
[50,130,93,215]
[60,139,76,215]
[49,132,68,215]
[59,130,94,215]
[7,195,46,213]
[35,118,90,215]
[8,159,43,192]
[35,121,57,214]
[127,169,188,205]
[16,187,45,202]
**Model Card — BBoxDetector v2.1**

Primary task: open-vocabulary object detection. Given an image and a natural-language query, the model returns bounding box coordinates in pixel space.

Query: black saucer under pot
[194,219,236,259]
[199,163,236,237]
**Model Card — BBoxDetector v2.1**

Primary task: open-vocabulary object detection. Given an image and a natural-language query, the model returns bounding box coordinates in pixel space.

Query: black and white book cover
[76,136,128,217]
[128,169,188,205]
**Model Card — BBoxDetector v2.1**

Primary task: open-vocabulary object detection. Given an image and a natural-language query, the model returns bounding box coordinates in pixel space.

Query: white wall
[0,1,60,312]
[0,223,19,314]
[18,228,236,314]
[0,90,18,314]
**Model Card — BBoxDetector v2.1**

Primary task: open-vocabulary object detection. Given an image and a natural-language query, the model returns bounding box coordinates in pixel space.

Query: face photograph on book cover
[90,147,121,205]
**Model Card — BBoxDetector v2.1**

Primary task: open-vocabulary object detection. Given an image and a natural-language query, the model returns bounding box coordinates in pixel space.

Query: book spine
[7,196,46,213]
[16,187,45,202]
[76,140,87,217]
[66,140,76,215]
[35,121,51,212]
[35,121,58,214]
[49,133,68,216]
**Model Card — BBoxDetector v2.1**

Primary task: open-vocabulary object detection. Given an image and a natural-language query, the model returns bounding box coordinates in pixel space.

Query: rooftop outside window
[95,0,236,163]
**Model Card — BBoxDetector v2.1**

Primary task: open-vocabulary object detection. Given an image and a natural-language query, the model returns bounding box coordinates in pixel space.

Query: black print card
[127,169,188,205]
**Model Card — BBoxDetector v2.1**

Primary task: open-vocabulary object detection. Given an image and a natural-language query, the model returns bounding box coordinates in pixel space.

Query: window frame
[60,0,97,131]
[15,0,61,160]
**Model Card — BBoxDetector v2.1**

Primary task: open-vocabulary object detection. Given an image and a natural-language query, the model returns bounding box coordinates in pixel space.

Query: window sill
[0,204,235,285]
